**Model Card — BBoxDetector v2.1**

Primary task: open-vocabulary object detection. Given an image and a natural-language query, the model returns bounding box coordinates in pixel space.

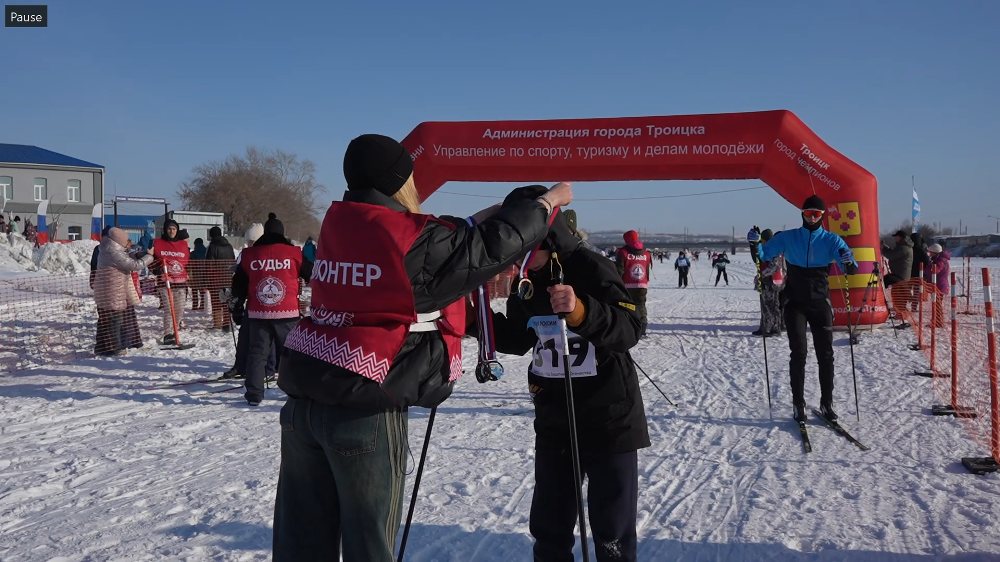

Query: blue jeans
[272,399,408,562]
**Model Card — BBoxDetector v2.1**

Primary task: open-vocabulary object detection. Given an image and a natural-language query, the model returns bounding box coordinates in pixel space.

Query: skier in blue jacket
[749,195,858,423]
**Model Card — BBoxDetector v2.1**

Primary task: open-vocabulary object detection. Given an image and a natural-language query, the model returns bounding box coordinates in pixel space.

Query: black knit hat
[802,195,826,211]
[343,134,414,197]
[264,212,284,236]
[761,229,773,242]
[163,218,179,231]
[208,226,222,238]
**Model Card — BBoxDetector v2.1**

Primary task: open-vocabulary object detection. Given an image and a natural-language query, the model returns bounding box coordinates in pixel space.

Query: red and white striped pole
[984,269,999,463]
[930,267,938,372]
[966,257,973,312]
[917,263,925,349]
[952,272,959,406]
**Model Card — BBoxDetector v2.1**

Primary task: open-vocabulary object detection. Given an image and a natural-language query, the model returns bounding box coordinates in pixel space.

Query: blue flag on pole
[911,188,920,233]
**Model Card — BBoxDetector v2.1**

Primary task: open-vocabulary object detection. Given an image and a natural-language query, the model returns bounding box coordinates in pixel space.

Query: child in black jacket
[480,186,649,562]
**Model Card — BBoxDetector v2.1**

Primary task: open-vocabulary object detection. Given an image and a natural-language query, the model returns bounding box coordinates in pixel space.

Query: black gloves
[227,296,245,326]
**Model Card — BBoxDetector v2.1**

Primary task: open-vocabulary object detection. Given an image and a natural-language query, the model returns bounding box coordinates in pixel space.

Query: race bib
[527,315,598,379]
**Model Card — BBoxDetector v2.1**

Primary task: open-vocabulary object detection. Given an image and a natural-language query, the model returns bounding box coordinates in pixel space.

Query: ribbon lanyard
[517,207,561,300]
[465,215,504,383]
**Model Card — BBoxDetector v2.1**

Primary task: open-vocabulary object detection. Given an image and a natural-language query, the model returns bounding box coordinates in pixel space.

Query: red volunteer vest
[154,239,190,284]
[617,247,652,289]
[242,244,303,320]
[284,202,466,385]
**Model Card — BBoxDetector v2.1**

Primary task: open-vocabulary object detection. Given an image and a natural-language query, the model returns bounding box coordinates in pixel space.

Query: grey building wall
[0,164,103,240]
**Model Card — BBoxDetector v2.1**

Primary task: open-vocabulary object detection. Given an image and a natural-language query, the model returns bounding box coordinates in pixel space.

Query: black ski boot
[751,329,764,336]
[220,366,242,380]
[819,403,838,423]
[161,333,176,346]
[793,404,807,423]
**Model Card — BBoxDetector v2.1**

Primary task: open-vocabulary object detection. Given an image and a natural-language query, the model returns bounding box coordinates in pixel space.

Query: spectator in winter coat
[910,232,931,279]
[89,225,112,288]
[675,251,691,288]
[271,134,566,561]
[190,238,208,310]
[191,238,208,260]
[9,216,20,235]
[883,230,916,327]
[93,228,154,356]
[302,236,316,263]
[754,229,785,336]
[882,231,914,285]
[925,243,950,328]
[205,226,236,330]
[925,244,952,290]
[483,186,647,562]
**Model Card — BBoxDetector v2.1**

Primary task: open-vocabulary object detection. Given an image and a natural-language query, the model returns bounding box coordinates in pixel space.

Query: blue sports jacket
[759,226,856,303]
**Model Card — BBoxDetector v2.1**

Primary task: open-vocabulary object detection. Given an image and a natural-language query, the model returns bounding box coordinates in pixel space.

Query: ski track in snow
[2,256,1000,561]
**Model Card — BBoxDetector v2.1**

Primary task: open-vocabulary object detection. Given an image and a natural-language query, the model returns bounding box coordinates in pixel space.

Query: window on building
[68,226,82,241]
[67,179,81,203]
[0,176,11,200]
[34,178,47,201]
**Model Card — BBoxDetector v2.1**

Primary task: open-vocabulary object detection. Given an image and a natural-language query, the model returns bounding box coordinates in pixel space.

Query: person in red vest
[270,134,570,561]
[615,230,653,336]
[230,213,310,406]
[151,218,190,345]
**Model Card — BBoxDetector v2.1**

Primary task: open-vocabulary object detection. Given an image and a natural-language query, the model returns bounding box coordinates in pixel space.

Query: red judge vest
[284,202,466,385]
[154,239,190,284]
[242,243,303,320]
[617,247,652,289]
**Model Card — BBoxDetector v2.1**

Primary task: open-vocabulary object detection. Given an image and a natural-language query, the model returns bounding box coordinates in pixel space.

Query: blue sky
[3,0,998,235]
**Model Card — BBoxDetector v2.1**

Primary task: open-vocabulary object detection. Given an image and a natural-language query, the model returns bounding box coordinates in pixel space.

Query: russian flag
[35,199,49,245]
[91,204,103,241]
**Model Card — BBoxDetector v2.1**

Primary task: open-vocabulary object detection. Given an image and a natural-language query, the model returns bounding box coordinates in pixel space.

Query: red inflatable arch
[401,110,886,327]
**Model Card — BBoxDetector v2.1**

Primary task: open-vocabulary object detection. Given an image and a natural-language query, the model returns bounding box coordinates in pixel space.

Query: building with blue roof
[0,143,104,241]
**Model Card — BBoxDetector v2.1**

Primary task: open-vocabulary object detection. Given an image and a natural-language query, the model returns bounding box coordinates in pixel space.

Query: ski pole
[398,406,436,562]
[553,252,591,562]
[839,250,861,422]
[752,254,773,419]
[632,358,676,407]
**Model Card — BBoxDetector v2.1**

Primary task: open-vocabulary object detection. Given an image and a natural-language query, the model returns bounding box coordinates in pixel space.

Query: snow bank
[33,240,98,275]
[0,236,98,277]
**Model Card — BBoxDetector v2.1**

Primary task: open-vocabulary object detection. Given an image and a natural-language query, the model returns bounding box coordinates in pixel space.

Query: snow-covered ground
[2,256,1000,561]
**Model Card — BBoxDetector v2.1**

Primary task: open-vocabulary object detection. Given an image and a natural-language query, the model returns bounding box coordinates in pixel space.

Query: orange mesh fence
[893,265,1000,464]
[0,258,254,371]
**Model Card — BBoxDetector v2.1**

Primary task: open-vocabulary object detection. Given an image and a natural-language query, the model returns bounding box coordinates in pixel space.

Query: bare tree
[177,147,325,241]
[881,220,940,247]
